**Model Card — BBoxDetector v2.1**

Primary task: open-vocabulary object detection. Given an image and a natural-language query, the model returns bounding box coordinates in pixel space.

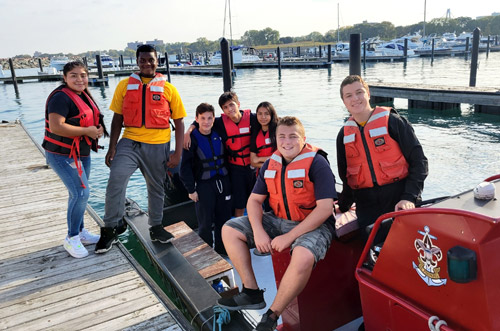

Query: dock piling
[328,45,332,63]
[404,39,408,58]
[431,38,435,62]
[349,34,361,76]
[8,58,19,95]
[297,46,301,58]
[469,28,480,87]
[465,37,470,54]
[319,45,322,58]
[95,55,104,80]
[164,52,171,83]
[220,38,232,92]
[119,55,124,69]
[38,58,43,72]
[83,57,88,68]
[486,36,491,57]
[277,46,281,75]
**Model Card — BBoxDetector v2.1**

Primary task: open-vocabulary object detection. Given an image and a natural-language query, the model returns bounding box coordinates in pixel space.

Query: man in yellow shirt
[96,44,186,253]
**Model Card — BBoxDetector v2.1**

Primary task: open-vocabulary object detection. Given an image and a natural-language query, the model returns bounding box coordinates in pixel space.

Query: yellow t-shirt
[109,75,187,144]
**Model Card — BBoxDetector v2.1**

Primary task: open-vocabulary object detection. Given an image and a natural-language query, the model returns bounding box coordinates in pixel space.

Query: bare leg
[269,246,315,316]
[222,225,258,289]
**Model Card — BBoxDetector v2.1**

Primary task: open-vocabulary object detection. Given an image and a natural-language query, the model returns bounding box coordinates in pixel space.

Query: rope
[213,306,231,331]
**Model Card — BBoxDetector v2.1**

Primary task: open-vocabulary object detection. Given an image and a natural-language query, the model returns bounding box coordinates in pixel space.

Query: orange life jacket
[122,73,170,128]
[343,106,409,189]
[264,143,319,221]
[222,109,251,166]
[255,129,274,157]
[43,86,100,188]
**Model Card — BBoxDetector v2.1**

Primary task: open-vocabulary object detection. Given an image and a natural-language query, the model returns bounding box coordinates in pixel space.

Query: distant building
[126,41,143,50]
[146,39,164,47]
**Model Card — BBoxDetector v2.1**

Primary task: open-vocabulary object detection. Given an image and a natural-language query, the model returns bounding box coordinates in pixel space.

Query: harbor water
[1,53,499,316]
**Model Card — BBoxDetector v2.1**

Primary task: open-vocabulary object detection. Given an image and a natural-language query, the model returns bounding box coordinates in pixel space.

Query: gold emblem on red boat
[412,226,447,286]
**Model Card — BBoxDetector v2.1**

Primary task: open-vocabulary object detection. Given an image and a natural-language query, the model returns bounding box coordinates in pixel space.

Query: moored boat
[49,55,69,71]
[123,165,500,330]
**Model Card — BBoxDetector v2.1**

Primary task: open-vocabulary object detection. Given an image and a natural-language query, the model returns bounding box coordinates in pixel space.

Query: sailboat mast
[423,0,426,37]
[228,0,233,47]
[337,3,340,43]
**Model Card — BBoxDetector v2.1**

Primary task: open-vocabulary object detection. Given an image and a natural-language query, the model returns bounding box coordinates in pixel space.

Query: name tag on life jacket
[239,127,250,134]
[264,169,276,178]
[265,138,271,144]
[287,169,306,179]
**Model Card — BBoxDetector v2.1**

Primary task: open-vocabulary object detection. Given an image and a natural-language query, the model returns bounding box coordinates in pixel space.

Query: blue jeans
[46,152,90,237]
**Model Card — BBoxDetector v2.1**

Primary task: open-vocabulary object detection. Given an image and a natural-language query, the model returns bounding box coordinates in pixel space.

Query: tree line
[12,15,500,60]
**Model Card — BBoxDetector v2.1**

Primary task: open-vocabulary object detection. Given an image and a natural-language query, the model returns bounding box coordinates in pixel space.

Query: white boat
[94,54,115,68]
[210,46,261,65]
[375,42,417,57]
[49,56,69,71]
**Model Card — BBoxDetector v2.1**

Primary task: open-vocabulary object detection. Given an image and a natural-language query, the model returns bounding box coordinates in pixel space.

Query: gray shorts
[225,212,333,263]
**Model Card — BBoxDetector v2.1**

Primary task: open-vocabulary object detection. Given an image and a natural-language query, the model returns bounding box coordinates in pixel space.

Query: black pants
[195,176,232,251]
[354,180,406,241]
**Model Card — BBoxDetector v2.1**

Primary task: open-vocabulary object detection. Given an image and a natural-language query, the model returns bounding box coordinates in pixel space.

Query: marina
[0,122,191,331]
[1,48,500,330]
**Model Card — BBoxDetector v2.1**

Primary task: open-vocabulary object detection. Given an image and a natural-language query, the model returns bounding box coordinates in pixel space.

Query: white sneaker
[64,235,89,258]
[79,228,100,245]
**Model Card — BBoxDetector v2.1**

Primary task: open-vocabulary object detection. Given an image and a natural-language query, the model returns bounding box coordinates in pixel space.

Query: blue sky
[0,0,497,58]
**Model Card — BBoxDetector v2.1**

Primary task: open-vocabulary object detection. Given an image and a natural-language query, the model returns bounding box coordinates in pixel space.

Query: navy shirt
[253,153,337,201]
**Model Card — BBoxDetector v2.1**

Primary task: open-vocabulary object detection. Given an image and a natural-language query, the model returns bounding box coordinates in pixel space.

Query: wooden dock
[0,122,192,331]
[368,82,500,113]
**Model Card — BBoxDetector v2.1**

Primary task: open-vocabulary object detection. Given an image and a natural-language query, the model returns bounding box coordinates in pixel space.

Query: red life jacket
[122,73,170,129]
[264,143,319,221]
[43,86,100,188]
[222,109,251,166]
[255,129,274,157]
[343,106,409,189]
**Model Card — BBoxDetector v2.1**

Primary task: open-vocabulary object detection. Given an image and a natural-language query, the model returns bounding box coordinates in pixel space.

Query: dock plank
[0,122,189,331]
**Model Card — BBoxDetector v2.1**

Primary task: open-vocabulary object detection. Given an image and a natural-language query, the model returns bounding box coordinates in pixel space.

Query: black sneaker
[116,218,128,235]
[217,287,266,311]
[149,225,174,243]
[253,309,278,331]
[95,227,118,254]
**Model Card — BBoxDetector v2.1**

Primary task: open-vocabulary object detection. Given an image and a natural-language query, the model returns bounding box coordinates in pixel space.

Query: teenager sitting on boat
[95,44,186,253]
[336,75,428,239]
[184,91,258,217]
[218,116,337,331]
[250,101,278,172]
[43,60,107,258]
[179,103,232,256]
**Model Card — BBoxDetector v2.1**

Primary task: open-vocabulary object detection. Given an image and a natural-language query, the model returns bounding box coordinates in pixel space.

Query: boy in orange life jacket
[179,103,232,256]
[336,75,428,238]
[184,92,258,217]
[217,116,337,331]
[95,45,187,253]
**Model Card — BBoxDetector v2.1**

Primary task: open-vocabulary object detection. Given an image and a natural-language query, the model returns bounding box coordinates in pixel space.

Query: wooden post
[465,37,470,53]
[229,48,234,70]
[277,46,281,75]
[486,36,490,56]
[297,46,301,58]
[205,51,209,64]
[220,38,232,92]
[319,45,322,58]
[404,38,408,58]
[8,58,19,95]
[189,53,193,63]
[328,45,332,62]
[95,55,104,79]
[349,34,361,76]
[362,42,366,65]
[38,58,43,72]
[164,52,171,83]
[431,38,435,61]
[469,28,480,87]
[83,57,88,68]
[119,55,124,68]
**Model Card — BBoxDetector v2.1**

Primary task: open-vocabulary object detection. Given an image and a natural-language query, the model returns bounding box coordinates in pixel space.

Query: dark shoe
[116,218,128,235]
[253,309,278,331]
[253,248,271,256]
[95,227,118,254]
[217,287,266,311]
[149,225,174,243]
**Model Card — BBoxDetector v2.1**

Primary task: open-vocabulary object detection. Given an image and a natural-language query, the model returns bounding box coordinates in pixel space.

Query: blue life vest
[192,129,228,180]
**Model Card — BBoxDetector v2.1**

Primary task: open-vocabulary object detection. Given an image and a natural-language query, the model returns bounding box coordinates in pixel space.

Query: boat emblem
[152,94,161,101]
[374,137,386,146]
[412,226,447,287]
[293,180,303,188]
